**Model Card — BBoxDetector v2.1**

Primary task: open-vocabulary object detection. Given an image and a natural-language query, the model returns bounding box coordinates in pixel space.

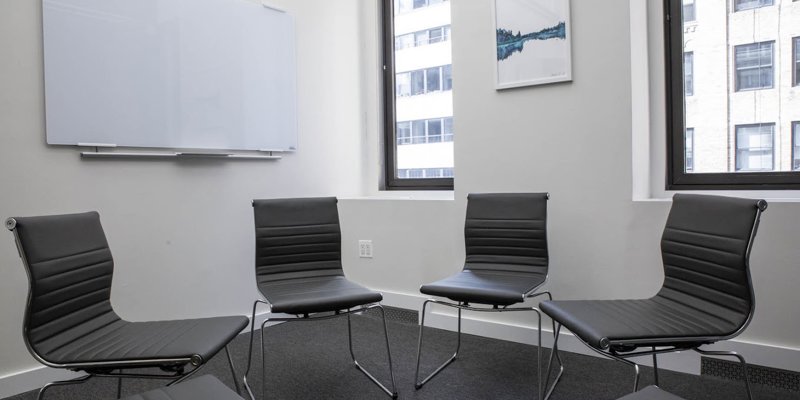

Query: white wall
[3,0,800,396]
[343,0,800,375]
[0,0,365,394]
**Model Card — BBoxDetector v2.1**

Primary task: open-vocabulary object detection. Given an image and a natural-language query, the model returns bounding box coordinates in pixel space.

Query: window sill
[340,190,454,202]
[635,190,800,203]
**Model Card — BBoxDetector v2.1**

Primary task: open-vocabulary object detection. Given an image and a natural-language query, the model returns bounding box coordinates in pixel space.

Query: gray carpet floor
[5,311,796,400]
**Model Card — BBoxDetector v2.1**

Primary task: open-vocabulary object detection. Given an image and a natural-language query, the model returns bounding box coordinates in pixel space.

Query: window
[736,124,774,171]
[793,122,800,170]
[395,25,451,50]
[665,0,800,189]
[735,42,774,91]
[398,168,453,179]
[684,52,694,96]
[794,37,800,87]
[395,65,452,97]
[383,0,454,190]
[396,117,453,145]
[685,128,694,172]
[397,0,448,13]
[734,0,773,12]
[683,0,695,22]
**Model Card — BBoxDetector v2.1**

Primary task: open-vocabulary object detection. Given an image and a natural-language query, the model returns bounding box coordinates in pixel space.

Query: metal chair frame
[414,289,564,400]
[242,299,398,400]
[542,201,766,400]
[6,218,241,400]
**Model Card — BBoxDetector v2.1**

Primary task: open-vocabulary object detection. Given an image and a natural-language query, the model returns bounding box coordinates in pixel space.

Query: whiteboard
[43,0,297,151]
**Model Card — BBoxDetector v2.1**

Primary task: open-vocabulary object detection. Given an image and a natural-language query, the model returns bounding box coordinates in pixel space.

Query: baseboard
[378,289,800,377]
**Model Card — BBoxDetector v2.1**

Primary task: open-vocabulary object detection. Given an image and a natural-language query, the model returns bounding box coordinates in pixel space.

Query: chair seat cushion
[258,275,382,315]
[540,297,744,350]
[420,269,546,306]
[38,316,248,367]
[121,375,242,400]
[617,386,686,400]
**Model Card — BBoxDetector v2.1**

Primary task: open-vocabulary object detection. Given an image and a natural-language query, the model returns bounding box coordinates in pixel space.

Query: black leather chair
[414,193,562,399]
[121,375,243,400]
[242,197,397,400]
[540,194,767,399]
[5,212,249,400]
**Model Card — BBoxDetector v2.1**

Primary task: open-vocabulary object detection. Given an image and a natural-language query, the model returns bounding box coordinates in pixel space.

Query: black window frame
[382,0,453,190]
[665,0,800,190]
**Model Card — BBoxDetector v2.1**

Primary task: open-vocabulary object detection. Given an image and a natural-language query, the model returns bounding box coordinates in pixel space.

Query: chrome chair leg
[225,344,241,395]
[694,348,754,400]
[346,306,398,398]
[242,300,263,400]
[414,300,462,390]
[260,319,269,400]
[116,372,123,398]
[533,308,543,400]
[37,374,93,400]
[652,347,659,387]
[543,323,565,400]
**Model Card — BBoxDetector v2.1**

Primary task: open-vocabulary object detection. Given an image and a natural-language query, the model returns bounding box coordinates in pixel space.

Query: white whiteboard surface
[43,0,297,151]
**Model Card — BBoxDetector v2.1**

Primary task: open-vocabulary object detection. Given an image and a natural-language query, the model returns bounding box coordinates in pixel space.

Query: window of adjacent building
[735,42,774,91]
[734,0,774,11]
[793,122,800,170]
[685,128,694,172]
[396,117,454,145]
[398,168,454,179]
[794,37,800,87]
[395,26,451,50]
[684,52,694,96]
[383,0,454,190]
[665,0,800,189]
[683,0,696,22]
[396,65,452,97]
[736,124,774,171]
[398,0,448,13]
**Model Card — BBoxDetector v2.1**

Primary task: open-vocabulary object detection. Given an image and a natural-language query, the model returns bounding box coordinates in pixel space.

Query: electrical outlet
[358,240,373,258]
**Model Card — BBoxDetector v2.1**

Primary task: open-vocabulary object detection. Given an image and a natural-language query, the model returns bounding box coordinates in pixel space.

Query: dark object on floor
[541,193,768,399]
[120,375,242,400]
[416,193,562,399]
[5,212,249,400]
[616,386,685,400]
[243,197,397,400]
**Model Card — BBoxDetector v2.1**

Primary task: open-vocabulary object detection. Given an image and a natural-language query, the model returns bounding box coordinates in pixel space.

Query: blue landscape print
[496,21,566,61]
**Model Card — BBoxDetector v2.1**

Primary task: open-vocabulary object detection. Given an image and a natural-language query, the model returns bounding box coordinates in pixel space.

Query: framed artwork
[493,0,573,89]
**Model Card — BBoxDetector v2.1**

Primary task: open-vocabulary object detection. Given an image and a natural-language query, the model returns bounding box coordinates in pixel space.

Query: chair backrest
[463,193,549,275]
[252,197,343,284]
[658,193,767,337]
[6,212,120,365]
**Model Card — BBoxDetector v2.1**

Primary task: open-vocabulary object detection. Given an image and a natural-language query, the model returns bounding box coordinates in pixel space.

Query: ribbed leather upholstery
[253,198,382,315]
[420,193,549,306]
[616,386,686,400]
[10,212,248,367]
[121,375,242,400]
[540,194,766,350]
